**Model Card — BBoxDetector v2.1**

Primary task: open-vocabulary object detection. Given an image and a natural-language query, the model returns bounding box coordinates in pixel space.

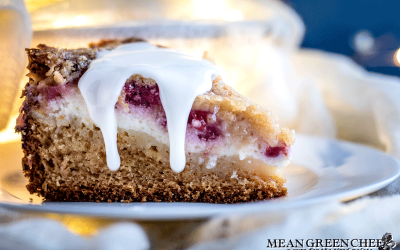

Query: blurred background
[286,0,400,77]
[24,0,400,77]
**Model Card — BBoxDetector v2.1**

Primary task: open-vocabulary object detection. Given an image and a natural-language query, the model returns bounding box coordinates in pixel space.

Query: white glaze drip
[78,42,218,172]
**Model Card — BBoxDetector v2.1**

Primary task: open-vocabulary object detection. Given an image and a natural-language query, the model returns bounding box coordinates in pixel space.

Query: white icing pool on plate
[78,42,218,172]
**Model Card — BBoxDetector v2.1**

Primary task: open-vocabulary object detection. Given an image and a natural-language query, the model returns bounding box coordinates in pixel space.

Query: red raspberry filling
[265,145,289,157]
[188,110,221,140]
[123,81,162,107]
[123,81,221,141]
[37,79,78,102]
[43,85,62,100]
[123,80,286,157]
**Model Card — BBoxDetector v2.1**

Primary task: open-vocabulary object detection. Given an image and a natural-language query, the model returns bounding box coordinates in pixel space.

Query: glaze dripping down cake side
[15,38,294,203]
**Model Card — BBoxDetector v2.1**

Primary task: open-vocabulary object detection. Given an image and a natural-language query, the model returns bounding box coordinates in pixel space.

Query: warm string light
[45,214,112,236]
[192,0,243,21]
[25,0,63,13]
[53,15,89,28]
[29,0,244,30]
[394,48,400,67]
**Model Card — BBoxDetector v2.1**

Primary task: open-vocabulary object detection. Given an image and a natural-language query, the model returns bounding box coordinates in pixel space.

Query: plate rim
[1,134,399,220]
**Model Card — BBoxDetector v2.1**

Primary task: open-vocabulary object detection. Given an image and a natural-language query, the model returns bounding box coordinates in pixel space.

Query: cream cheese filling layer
[39,91,290,171]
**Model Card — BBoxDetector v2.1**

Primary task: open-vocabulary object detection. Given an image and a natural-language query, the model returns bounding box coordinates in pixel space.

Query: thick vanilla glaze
[78,42,218,172]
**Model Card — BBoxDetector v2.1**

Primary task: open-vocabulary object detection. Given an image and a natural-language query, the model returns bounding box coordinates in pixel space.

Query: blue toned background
[285,0,400,76]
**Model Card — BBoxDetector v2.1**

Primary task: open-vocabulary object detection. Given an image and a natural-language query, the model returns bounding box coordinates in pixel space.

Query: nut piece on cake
[15,38,295,203]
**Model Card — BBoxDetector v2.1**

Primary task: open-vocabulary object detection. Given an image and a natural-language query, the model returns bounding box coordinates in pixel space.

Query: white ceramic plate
[0,134,399,220]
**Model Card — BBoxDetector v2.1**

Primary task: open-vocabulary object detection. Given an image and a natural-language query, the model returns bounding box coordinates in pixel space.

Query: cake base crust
[18,116,287,203]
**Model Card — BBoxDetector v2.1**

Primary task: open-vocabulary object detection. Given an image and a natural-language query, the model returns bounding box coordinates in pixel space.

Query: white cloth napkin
[2,1,400,250]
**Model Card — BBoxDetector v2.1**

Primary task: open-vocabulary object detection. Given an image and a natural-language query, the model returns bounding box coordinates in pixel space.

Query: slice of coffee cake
[15,38,294,203]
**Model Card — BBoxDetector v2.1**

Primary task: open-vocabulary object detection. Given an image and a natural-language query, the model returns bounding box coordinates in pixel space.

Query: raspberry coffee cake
[15,38,294,203]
